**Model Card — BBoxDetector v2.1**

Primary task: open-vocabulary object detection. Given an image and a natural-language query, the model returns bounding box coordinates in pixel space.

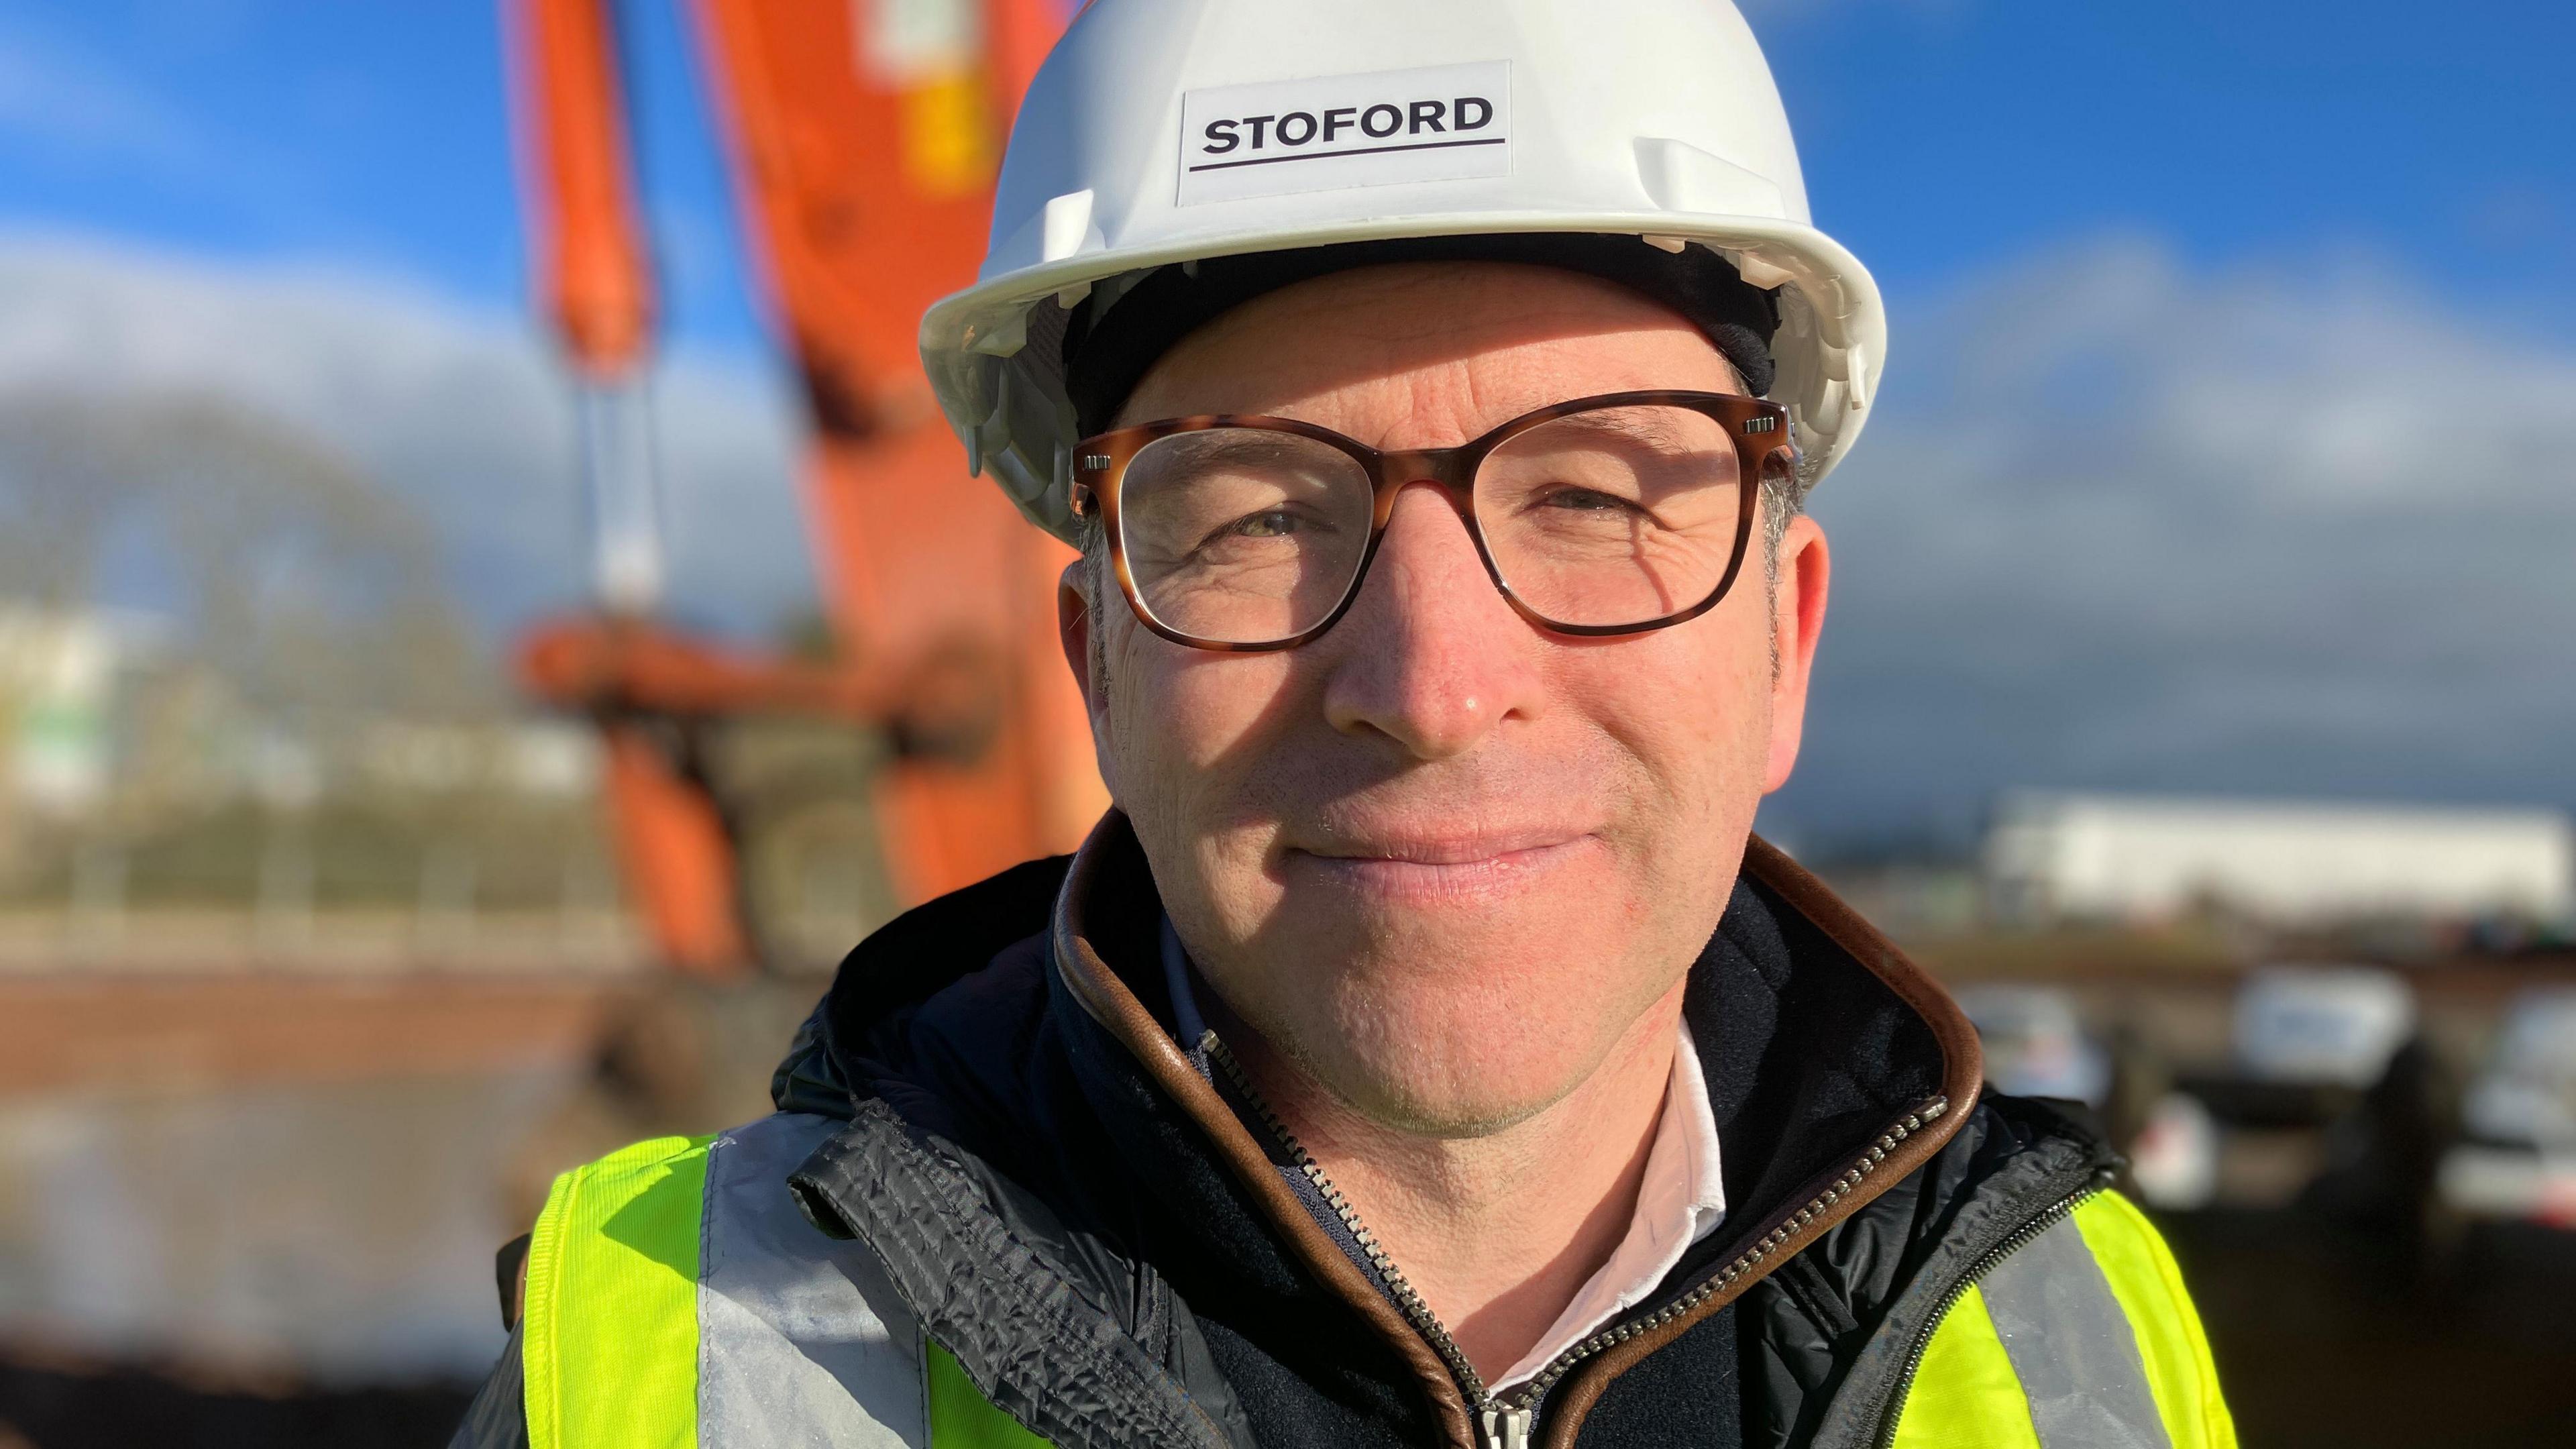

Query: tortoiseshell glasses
[1068,390,1796,651]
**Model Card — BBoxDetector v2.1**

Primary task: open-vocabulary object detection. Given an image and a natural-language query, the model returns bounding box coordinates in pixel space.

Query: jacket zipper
[1868,1183,2102,1449]
[1205,1031,1949,1449]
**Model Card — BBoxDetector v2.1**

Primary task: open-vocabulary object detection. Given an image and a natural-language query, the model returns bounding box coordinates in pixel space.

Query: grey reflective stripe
[698,1113,927,1446]
[1980,1215,2171,1449]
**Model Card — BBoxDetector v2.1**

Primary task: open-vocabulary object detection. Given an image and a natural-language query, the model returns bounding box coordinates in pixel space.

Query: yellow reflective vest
[515,1119,2233,1449]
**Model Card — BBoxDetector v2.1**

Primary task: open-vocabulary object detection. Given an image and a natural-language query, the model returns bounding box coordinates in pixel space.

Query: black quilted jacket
[454,818,2112,1449]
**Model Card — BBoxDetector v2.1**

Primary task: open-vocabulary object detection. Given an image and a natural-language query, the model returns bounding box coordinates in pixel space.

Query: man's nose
[1319,484,1544,759]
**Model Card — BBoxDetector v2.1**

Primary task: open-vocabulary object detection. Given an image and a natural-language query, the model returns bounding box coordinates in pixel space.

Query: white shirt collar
[1160,921,1725,1389]
[1495,1018,1726,1389]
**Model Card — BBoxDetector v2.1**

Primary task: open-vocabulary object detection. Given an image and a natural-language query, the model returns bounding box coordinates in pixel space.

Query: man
[458,3,2234,1446]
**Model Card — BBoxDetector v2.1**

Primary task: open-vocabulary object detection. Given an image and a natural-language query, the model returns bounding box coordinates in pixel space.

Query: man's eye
[1226,509,1305,537]
[1538,487,1639,514]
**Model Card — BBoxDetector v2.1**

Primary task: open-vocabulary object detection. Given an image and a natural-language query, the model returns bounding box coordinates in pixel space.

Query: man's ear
[1059,559,1124,802]
[1058,559,1104,719]
[1763,515,1831,794]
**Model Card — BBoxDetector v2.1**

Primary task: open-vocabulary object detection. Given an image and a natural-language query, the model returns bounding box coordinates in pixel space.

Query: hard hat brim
[921,209,1884,545]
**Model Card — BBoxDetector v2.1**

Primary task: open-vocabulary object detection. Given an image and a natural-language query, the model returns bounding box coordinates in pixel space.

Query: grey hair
[1074,512,1114,692]
[1758,470,1804,676]
[1757,470,1803,597]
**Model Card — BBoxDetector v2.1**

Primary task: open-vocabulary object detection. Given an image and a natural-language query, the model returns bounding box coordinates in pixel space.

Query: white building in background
[1985,792,2576,926]
[0,606,168,816]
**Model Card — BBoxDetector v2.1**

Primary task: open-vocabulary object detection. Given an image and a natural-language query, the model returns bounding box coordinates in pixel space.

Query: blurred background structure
[0,2,2570,1446]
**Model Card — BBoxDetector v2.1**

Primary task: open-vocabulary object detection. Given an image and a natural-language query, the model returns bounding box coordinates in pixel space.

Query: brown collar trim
[1050,812,1481,1449]
[1532,837,1984,1448]
[1049,816,1982,1449]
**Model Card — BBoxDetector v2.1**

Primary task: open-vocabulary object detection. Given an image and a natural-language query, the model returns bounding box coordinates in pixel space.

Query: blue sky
[5,0,2567,357]
[2,1,2571,836]
[1765,0,2575,327]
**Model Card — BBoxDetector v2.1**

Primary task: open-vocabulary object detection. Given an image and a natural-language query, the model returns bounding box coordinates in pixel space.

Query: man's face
[1063,262,1829,1135]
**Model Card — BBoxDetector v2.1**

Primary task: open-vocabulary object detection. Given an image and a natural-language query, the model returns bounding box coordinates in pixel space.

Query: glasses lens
[1474,404,1748,629]
[1117,427,1376,645]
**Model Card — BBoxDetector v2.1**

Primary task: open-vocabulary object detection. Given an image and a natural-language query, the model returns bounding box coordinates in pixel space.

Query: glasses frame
[1068,388,1796,652]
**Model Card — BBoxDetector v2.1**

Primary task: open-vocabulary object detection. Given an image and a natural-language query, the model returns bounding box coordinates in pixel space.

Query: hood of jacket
[770,814,2112,1449]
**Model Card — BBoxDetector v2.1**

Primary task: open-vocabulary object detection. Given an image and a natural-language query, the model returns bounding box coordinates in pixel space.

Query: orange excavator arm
[505,0,1098,977]
[686,0,1099,903]
[510,0,653,381]
[509,0,749,977]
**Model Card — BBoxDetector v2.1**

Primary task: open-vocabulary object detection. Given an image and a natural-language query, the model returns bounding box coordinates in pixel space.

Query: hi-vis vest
[521,1116,2234,1449]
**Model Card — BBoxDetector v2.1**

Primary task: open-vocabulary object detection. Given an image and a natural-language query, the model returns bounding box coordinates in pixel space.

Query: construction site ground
[1,945,2572,1447]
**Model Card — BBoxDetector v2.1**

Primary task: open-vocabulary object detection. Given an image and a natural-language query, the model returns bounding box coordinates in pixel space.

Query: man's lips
[1283,830,1599,899]
[1293,830,1587,866]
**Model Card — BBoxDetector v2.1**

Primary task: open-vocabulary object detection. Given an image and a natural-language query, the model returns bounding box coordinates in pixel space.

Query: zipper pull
[1479,1405,1534,1449]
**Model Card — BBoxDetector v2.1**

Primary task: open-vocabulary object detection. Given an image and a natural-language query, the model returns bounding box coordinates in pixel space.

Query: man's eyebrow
[1502,408,1717,452]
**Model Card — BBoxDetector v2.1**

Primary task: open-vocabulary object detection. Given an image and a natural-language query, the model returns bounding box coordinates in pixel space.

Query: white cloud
[1781,235,2576,836]
[0,231,815,638]
[7,231,2565,837]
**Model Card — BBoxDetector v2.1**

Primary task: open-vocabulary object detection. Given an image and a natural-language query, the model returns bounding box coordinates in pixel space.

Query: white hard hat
[920,0,1886,543]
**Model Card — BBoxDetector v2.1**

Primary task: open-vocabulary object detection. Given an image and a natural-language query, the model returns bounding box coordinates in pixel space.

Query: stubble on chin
[1208,917,1669,1141]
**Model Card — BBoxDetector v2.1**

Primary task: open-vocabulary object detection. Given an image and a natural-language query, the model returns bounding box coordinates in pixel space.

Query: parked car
[1953,984,2112,1106]
[2234,965,2417,1087]
[2170,965,2425,1212]
[2439,988,2576,1228]
[2127,1091,2220,1211]
[2179,965,2417,1130]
